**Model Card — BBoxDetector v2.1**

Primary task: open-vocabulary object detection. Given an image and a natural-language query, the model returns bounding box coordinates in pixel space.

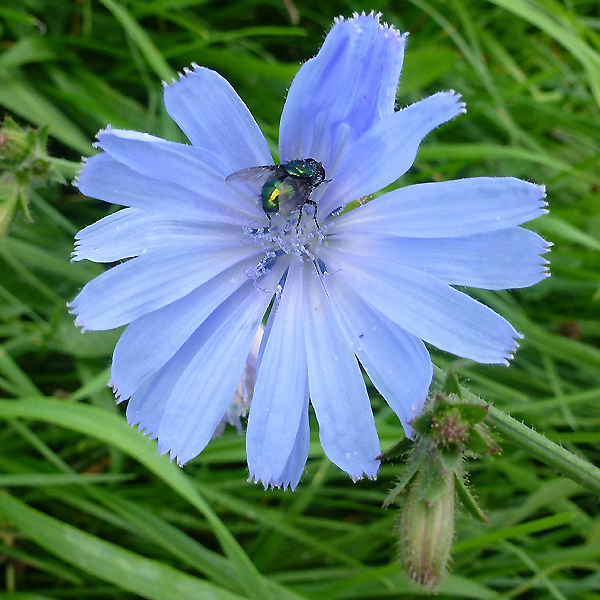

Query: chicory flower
[70,12,548,488]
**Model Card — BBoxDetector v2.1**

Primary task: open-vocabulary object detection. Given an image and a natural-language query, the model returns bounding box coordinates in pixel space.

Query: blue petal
[324,274,432,433]
[77,154,258,224]
[321,247,520,365]
[329,227,550,290]
[302,264,380,480]
[73,208,248,263]
[97,128,229,176]
[157,267,284,465]
[111,253,263,401]
[280,13,406,173]
[274,400,310,490]
[333,177,547,237]
[126,361,178,439]
[321,92,465,216]
[164,65,273,172]
[95,129,262,216]
[247,261,309,488]
[69,242,257,331]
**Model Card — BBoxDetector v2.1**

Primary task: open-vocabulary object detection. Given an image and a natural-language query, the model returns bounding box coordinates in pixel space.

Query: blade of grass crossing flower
[0,492,246,600]
[98,0,175,82]
[0,399,275,600]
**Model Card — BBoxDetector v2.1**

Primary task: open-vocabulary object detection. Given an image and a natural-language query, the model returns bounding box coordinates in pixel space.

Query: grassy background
[0,0,600,598]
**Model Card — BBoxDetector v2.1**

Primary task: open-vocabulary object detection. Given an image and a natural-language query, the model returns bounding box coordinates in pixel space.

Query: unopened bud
[398,471,454,589]
[0,117,63,237]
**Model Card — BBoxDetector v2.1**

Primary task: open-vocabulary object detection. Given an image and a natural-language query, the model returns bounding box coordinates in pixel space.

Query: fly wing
[225,165,278,184]
[284,178,313,211]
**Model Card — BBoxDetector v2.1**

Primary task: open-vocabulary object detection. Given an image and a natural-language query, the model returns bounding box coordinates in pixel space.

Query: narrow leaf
[454,473,489,524]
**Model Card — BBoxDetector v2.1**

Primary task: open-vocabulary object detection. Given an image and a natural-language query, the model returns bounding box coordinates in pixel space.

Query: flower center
[244,205,331,287]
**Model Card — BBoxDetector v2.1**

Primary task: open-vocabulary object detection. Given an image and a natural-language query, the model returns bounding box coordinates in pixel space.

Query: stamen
[244,205,328,287]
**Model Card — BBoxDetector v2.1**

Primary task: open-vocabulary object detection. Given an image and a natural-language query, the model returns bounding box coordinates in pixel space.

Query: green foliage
[0,0,599,598]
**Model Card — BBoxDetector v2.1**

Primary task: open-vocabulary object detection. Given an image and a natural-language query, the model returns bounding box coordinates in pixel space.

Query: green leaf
[454,473,489,524]
[441,368,463,399]
[376,436,413,462]
[382,460,420,508]
[456,403,489,426]
[0,491,246,600]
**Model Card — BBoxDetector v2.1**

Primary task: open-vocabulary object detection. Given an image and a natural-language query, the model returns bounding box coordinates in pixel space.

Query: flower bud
[398,471,455,589]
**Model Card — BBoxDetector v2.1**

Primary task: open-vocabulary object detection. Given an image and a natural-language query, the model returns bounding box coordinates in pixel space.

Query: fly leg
[296,199,320,231]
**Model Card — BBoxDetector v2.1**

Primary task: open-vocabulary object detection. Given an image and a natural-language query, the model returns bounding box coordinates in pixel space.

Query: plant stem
[432,365,600,497]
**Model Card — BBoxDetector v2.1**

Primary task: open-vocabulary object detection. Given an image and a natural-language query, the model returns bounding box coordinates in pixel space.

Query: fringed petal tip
[501,335,523,366]
[162,62,206,91]
[91,124,114,150]
[524,182,548,211]
[446,90,467,115]
[108,380,128,405]
[333,11,407,41]
[349,469,378,484]
[126,414,158,441]
[66,302,87,332]
[71,156,91,188]
[247,472,300,492]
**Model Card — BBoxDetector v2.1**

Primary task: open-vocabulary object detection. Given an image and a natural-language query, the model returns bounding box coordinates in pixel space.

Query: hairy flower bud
[398,471,455,589]
[0,117,63,237]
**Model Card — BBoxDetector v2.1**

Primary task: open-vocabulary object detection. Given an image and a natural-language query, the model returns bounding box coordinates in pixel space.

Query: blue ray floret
[70,12,549,489]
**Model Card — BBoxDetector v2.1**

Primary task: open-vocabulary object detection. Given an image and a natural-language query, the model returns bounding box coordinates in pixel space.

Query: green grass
[1,0,600,598]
